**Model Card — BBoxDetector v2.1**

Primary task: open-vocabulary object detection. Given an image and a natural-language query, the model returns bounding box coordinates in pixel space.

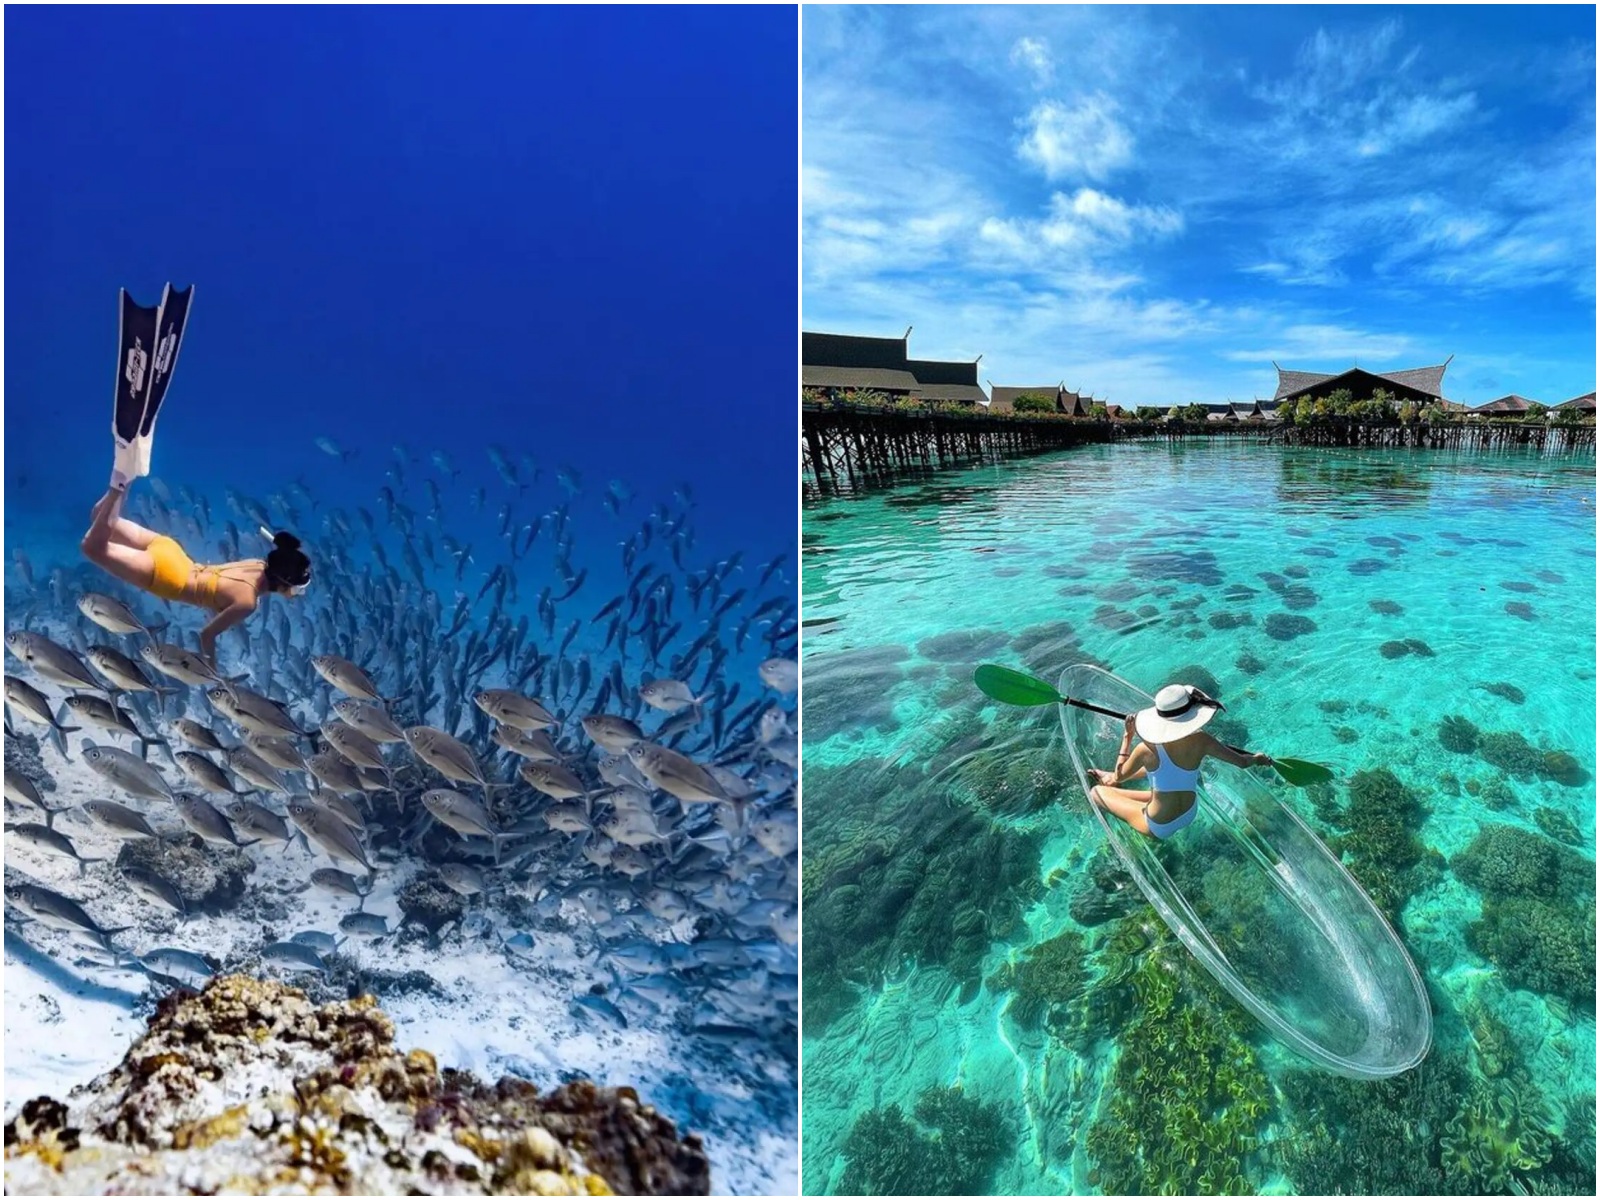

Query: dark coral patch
[1302,546,1338,558]
[1533,569,1565,585]
[1347,558,1390,576]
[916,629,1010,663]
[1499,581,1539,594]
[992,567,1024,579]
[1264,613,1316,641]
[1504,602,1536,621]
[1282,564,1310,579]
[1380,641,1411,660]
[1236,652,1266,675]
[1126,549,1224,587]
[1481,681,1525,704]
[1369,599,1404,616]
[1209,611,1253,630]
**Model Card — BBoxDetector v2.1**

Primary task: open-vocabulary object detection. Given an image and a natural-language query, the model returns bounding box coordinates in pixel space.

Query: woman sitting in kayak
[80,482,311,664]
[1088,683,1271,839]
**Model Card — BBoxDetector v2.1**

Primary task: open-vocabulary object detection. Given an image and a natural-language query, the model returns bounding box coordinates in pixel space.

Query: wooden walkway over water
[802,402,1596,497]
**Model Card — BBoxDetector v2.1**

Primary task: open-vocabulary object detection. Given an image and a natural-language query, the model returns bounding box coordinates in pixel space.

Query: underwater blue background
[5,4,795,558]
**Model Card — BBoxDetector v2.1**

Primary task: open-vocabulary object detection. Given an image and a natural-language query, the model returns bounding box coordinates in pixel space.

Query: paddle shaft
[1061,695,1258,764]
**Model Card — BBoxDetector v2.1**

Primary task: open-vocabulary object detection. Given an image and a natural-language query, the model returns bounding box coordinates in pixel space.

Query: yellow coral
[173,1104,250,1151]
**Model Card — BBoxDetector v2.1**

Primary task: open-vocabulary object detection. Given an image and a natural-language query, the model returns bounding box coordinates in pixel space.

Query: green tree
[1014,393,1055,414]
[1522,402,1549,423]
[1088,403,1110,422]
[1180,403,1209,424]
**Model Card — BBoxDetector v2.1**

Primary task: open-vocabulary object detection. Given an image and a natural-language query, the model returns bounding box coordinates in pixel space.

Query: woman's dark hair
[264,531,311,590]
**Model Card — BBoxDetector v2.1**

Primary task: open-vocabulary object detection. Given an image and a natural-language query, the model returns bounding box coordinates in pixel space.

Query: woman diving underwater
[78,283,311,664]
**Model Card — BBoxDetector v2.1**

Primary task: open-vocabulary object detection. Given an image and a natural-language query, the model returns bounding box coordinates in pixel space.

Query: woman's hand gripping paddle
[972,663,1334,787]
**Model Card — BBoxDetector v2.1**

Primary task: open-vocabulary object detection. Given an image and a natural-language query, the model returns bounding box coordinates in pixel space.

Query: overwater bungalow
[803,329,987,407]
[1472,394,1538,416]
[1555,391,1596,414]
[1273,359,1454,408]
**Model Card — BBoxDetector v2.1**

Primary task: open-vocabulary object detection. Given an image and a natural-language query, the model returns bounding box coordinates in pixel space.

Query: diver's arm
[198,602,256,663]
[1093,743,1151,786]
[1205,734,1271,769]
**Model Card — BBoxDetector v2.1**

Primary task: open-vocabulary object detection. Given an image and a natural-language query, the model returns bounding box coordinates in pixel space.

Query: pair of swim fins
[112,283,194,483]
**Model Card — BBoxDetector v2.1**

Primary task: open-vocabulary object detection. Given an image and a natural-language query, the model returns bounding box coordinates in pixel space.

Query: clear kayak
[1058,662,1432,1079]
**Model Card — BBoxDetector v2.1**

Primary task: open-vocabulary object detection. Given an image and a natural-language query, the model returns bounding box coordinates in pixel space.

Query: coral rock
[3,976,709,1195]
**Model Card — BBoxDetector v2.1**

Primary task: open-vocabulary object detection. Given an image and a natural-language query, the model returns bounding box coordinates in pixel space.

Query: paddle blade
[973,664,1062,707]
[1272,756,1335,787]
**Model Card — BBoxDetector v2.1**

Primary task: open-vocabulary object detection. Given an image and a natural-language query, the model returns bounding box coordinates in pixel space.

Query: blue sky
[802,5,1595,407]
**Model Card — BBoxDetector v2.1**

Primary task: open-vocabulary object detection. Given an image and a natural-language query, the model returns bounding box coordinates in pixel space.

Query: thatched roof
[990,385,1060,413]
[1556,391,1596,412]
[1473,394,1535,414]
[802,365,919,393]
[914,382,989,406]
[1273,361,1451,402]
[803,331,908,372]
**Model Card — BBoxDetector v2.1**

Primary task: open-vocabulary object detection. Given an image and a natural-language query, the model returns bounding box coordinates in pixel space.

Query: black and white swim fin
[113,283,194,484]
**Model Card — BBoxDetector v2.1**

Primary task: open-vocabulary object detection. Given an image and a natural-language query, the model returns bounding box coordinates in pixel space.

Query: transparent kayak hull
[1059,663,1432,1079]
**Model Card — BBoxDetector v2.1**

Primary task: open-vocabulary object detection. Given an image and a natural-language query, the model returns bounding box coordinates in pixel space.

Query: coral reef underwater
[3,975,709,1195]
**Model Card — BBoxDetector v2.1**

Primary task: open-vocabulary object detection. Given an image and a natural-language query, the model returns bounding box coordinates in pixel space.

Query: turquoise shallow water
[801,441,1596,1196]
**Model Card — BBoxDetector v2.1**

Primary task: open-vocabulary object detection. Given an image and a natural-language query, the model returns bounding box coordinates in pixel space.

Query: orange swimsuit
[146,538,261,611]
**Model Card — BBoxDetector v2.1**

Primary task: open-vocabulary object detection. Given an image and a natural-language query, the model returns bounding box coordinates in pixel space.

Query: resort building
[802,330,988,407]
[1555,391,1596,414]
[1272,359,1454,408]
[1472,394,1538,415]
[987,384,1096,416]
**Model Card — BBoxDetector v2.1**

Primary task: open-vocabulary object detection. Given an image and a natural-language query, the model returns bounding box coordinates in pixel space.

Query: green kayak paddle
[973,663,1334,788]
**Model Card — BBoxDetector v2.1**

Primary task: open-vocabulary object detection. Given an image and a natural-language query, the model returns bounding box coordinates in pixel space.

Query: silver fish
[543,804,594,834]
[307,751,367,797]
[175,793,255,846]
[227,800,292,846]
[175,751,248,795]
[749,809,798,858]
[339,911,390,937]
[757,658,798,694]
[473,688,557,730]
[226,746,291,793]
[311,867,371,902]
[287,798,373,872]
[4,766,52,823]
[5,882,126,951]
[174,718,227,752]
[87,646,173,694]
[438,862,489,896]
[5,631,106,691]
[261,940,327,972]
[581,714,645,753]
[627,742,730,805]
[207,686,304,739]
[332,698,406,743]
[405,726,498,793]
[638,678,702,714]
[4,675,82,738]
[311,655,385,701]
[77,592,162,640]
[83,744,173,802]
[517,760,588,802]
[10,823,106,875]
[140,641,227,688]
[320,720,388,771]
[491,724,561,762]
[122,866,188,917]
[290,930,343,954]
[83,799,163,840]
[243,733,309,773]
[313,791,367,832]
[139,947,213,986]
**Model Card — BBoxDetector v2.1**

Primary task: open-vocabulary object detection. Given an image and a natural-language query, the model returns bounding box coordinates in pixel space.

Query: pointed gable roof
[1555,391,1595,411]
[1274,360,1451,403]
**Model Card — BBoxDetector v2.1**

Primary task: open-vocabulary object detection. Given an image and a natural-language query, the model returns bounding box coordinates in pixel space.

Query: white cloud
[1017,95,1132,181]
[983,188,1183,261]
[1009,36,1053,86]
[1221,323,1417,365]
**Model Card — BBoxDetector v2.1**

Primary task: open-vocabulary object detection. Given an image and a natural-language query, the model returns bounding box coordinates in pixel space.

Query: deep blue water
[4,4,796,558]
[5,8,799,1194]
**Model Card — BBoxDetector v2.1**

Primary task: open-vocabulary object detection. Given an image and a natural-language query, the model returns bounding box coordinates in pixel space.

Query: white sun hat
[1135,683,1224,744]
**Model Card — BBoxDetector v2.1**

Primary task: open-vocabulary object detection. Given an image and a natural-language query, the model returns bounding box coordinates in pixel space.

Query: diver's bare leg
[1089,785,1153,835]
[82,487,157,588]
